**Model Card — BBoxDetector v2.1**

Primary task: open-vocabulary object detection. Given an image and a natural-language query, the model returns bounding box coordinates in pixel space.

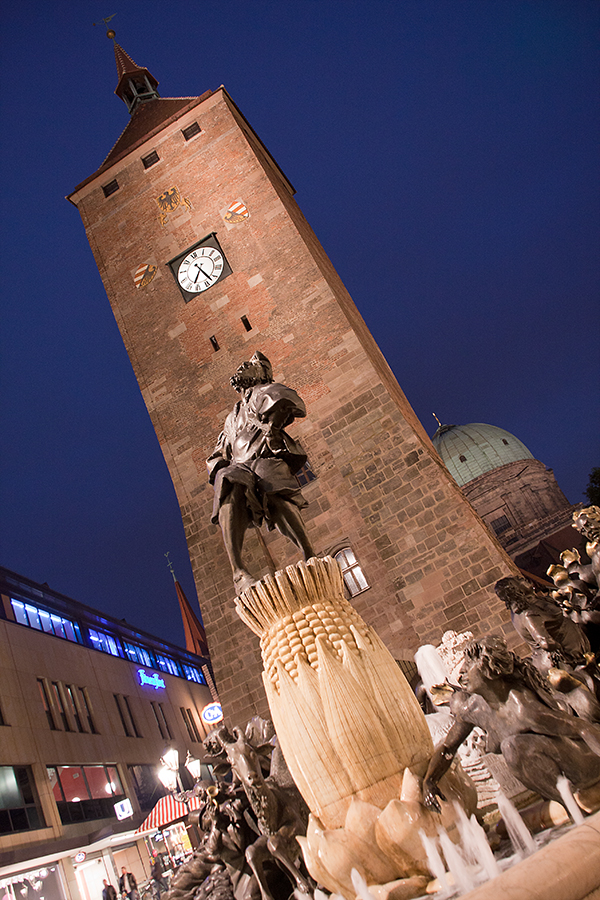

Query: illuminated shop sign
[201,702,223,725]
[137,668,166,690]
[114,798,134,820]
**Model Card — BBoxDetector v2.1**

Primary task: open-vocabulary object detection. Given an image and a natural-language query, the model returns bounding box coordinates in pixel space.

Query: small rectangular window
[102,179,119,198]
[241,316,252,332]
[141,150,160,169]
[180,707,200,742]
[114,694,133,737]
[51,682,72,731]
[38,679,57,730]
[65,685,85,733]
[296,461,317,487]
[209,336,220,352]
[79,687,98,734]
[151,701,172,740]
[490,515,512,535]
[182,122,201,141]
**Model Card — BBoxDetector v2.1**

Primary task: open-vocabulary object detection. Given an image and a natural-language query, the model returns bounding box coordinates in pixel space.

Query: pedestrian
[118,868,138,900]
[151,857,167,895]
[102,881,117,900]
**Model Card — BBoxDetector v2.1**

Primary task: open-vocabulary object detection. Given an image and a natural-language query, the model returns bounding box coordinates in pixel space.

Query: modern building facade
[67,38,519,724]
[0,565,215,900]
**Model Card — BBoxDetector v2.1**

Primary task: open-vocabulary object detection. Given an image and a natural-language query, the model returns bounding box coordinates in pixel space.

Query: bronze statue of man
[207,352,316,593]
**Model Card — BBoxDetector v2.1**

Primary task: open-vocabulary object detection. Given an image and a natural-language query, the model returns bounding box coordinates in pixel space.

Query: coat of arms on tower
[156,186,192,225]
[223,200,250,224]
[133,262,158,289]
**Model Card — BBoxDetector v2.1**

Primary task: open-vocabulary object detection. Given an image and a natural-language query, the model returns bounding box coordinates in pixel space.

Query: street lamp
[158,747,184,793]
[184,752,202,782]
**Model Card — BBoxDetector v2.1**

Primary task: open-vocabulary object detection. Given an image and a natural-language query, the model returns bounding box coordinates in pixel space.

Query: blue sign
[137,668,166,690]
[201,702,223,725]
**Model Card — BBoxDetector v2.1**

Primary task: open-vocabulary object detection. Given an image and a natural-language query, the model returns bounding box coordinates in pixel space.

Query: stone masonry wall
[71,88,520,725]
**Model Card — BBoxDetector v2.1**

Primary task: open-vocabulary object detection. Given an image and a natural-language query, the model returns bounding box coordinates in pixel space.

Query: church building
[67,36,518,723]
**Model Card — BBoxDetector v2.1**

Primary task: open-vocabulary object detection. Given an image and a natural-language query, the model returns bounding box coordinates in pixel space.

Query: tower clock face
[177,246,224,293]
[168,233,232,302]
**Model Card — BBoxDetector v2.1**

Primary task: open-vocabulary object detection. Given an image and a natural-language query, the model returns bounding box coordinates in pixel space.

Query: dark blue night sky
[1,1,598,648]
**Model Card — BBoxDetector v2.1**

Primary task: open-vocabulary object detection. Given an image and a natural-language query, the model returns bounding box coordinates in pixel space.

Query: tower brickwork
[69,75,518,724]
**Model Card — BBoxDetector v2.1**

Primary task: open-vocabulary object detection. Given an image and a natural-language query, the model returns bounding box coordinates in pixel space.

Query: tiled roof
[70,93,212,194]
[113,41,144,78]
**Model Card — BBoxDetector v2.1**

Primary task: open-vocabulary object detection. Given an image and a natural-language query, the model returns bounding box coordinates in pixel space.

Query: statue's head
[494,575,535,612]
[462,635,515,684]
[230,351,274,392]
[573,505,600,541]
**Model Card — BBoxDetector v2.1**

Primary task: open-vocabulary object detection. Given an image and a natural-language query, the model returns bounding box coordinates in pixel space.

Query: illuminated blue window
[123,641,153,667]
[155,653,180,677]
[10,600,82,644]
[182,664,206,684]
[88,629,121,657]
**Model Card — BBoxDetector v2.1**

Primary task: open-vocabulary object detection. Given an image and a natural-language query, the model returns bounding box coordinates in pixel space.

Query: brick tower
[68,38,517,724]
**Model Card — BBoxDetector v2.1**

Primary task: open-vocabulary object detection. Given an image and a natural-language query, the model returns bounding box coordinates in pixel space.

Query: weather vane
[93,14,117,39]
[164,551,177,582]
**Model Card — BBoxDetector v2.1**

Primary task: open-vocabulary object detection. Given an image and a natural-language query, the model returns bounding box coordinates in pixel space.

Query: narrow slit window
[102,179,119,198]
[209,336,220,352]
[141,151,159,169]
[182,122,201,141]
[241,315,252,332]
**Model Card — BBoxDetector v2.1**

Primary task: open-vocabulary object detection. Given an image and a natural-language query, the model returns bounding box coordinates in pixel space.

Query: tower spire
[105,27,160,115]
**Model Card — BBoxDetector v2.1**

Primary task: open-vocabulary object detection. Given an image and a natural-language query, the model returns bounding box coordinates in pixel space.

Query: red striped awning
[135,794,202,833]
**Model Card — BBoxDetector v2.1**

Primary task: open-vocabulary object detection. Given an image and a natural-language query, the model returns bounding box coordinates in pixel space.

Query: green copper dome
[431,423,534,487]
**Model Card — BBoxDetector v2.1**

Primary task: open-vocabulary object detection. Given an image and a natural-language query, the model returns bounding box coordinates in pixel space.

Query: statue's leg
[218,484,256,593]
[502,734,600,801]
[266,831,312,894]
[267,498,316,560]
[244,837,276,900]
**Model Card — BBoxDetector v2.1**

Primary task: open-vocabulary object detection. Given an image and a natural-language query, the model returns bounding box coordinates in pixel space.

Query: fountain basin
[457,810,600,900]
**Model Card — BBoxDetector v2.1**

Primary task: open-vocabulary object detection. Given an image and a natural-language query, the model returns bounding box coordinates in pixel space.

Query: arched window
[334,548,369,596]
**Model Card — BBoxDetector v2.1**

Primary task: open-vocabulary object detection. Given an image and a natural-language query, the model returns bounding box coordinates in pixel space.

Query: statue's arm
[423,714,473,812]
[206,428,232,484]
[520,611,558,651]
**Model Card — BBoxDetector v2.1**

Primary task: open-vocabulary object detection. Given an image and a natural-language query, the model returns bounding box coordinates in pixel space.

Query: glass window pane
[354,566,368,591]
[62,619,77,642]
[83,766,111,799]
[0,767,22,809]
[50,615,66,639]
[24,604,42,630]
[11,600,29,627]
[48,768,63,802]
[57,766,88,802]
[107,767,123,796]
[39,609,54,634]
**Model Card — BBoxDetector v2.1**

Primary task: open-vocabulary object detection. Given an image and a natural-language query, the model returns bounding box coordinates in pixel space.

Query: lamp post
[158,747,184,793]
[184,751,202,782]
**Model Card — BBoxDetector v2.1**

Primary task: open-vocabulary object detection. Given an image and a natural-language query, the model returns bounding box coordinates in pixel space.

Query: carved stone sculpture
[423,636,600,812]
[207,352,315,593]
[234,556,476,897]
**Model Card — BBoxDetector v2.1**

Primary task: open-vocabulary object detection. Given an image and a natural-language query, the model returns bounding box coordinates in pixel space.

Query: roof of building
[431,422,534,486]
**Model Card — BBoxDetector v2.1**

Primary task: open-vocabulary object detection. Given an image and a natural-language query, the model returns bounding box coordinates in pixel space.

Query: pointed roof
[113,41,159,103]
[175,579,210,659]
